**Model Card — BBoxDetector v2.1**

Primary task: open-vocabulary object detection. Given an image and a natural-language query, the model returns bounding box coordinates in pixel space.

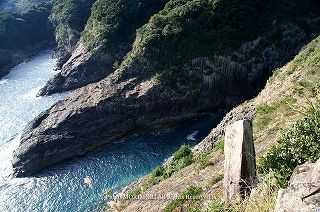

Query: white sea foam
[22,87,42,100]
[186,130,199,141]
[0,50,67,181]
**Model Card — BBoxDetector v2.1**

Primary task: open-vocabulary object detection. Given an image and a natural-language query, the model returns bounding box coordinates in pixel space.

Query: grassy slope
[110,35,320,212]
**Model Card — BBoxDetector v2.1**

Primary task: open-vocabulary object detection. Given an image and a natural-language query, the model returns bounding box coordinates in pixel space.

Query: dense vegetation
[49,0,95,61]
[82,0,168,60]
[258,101,320,187]
[0,2,53,51]
[122,0,320,90]
[0,0,49,13]
[254,35,320,187]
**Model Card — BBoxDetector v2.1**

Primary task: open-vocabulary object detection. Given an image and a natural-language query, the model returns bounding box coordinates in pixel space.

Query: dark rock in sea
[0,50,24,78]
[38,42,112,95]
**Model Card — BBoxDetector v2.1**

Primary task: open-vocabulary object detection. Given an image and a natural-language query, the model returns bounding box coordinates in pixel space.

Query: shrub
[174,144,192,160]
[258,100,320,187]
[127,188,142,198]
[213,140,224,152]
[151,166,166,178]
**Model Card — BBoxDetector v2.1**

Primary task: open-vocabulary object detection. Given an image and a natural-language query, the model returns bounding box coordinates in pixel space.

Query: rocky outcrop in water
[38,41,111,94]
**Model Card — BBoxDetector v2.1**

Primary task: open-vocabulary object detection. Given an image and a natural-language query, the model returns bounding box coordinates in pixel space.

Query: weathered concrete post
[223,119,256,203]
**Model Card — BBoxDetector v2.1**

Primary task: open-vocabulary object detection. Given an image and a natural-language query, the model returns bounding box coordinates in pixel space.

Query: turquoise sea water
[0,51,223,211]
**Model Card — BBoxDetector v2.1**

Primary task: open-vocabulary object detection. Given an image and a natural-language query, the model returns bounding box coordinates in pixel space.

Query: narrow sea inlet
[0,51,223,211]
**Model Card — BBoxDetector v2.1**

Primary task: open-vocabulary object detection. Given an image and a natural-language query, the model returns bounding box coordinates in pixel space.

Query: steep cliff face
[39,0,169,95]
[49,0,96,67]
[12,0,320,176]
[0,3,54,78]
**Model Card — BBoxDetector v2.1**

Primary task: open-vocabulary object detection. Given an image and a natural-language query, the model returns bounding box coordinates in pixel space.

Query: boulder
[275,158,320,212]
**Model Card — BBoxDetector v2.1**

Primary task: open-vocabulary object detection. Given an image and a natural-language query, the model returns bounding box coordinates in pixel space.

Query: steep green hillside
[0,2,54,77]
[122,0,319,94]
[49,0,95,65]
[39,0,169,95]
[82,0,168,53]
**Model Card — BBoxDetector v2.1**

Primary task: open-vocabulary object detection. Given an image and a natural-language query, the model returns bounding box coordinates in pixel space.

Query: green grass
[195,150,213,170]
[255,97,297,131]
[127,187,142,198]
[258,99,320,187]
[209,174,224,185]
[213,140,224,152]
[174,144,192,159]
[209,174,278,212]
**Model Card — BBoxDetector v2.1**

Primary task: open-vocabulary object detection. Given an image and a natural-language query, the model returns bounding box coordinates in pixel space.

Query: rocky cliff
[39,0,169,95]
[111,34,320,212]
[12,0,320,177]
[275,159,320,212]
[0,2,54,78]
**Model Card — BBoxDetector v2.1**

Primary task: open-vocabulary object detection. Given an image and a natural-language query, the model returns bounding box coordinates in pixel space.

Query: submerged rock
[275,159,320,212]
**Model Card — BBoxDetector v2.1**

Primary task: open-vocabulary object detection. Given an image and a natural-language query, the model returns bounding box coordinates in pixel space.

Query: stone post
[223,119,256,203]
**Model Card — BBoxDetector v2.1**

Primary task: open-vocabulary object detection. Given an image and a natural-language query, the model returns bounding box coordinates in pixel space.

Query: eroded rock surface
[275,159,320,212]
[223,119,256,203]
